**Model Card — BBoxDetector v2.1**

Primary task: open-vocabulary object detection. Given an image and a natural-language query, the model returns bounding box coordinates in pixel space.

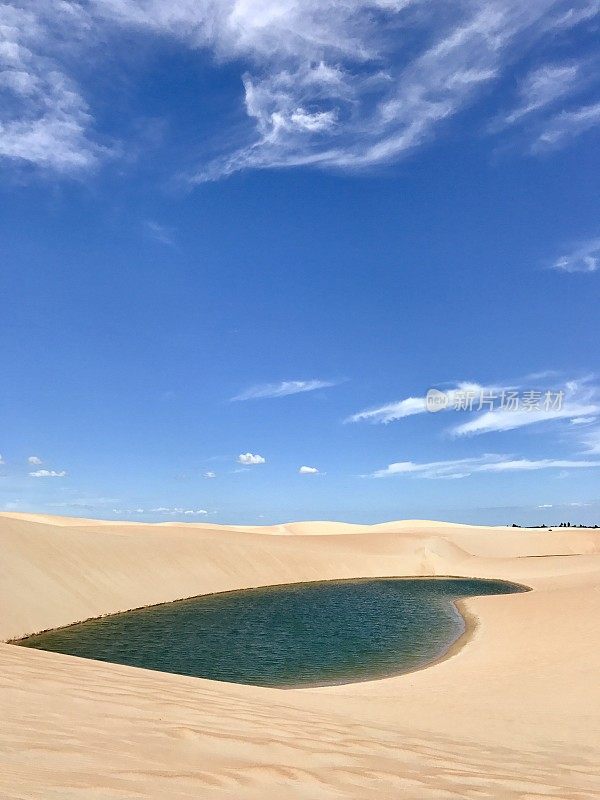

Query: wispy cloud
[348,377,600,438]
[48,497,120,510]
[237,452,265,465]
[232,379,338,401]
[29,469,66,478]
[532,101,600,152]
[550,1,600,29]
[496,61,587,129]
[582,427,600,454]
[450,383,599,436]
[371,455,500,479]
[551,237,600,273]
[184,1,600,179]
[370,454,600,479]
[346,383,497,424]
[0,4,103,173]
[143,220,175,246]
[150,506,208,516]
[537,501,592,509]
[27,455,42,465]
[5,0,596,178]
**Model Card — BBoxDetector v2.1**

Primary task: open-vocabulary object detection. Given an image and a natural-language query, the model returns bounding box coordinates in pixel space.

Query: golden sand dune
[1,512,600,798]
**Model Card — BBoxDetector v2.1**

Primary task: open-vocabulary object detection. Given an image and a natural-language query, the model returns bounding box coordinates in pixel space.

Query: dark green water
[18,577,526,687]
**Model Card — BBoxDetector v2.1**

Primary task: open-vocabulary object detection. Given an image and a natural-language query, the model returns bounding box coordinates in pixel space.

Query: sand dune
[1,512,600,798]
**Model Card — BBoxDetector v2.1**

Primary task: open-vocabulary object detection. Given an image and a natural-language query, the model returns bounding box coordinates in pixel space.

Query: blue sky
[1,0,599,525]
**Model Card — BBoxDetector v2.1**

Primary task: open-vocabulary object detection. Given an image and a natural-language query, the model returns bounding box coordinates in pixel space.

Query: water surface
[18,577,526,687]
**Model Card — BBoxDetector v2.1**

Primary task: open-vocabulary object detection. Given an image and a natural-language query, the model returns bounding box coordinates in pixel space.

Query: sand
[1,512,599,799]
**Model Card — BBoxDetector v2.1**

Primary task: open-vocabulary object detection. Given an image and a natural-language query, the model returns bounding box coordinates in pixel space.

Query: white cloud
[451,401,599,436]
[1,1,597,178]
[0,4,103,172]
[371,455,500,479]
[346,395,429,425]
[0,453,4,465]
[27,455,42,465]
[582,427,600,454]
[536,501,594,509]
[551,237,600,273]
[348,377,600,440]
[237,452,265,465]
[533,101,600,152]
[550,1,600,29]
[498,62,589,126]
[370,454,600,479]
[450,378,600,436]
[299,465,319,474]
[150,507,209,515]
[29,469,66,478]
[203,471,216,479]
[479,458,600,472]
[232,379,338,401]
[186,1,600,179]
[346,383,494,424]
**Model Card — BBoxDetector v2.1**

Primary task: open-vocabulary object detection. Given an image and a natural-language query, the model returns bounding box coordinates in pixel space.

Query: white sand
[1,512,599,798]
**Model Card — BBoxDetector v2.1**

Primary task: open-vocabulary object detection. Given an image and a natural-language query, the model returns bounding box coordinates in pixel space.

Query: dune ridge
[1,512,600,798]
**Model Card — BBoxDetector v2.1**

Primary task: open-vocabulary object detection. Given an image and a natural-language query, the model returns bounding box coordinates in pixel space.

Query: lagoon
[18,577,526,687]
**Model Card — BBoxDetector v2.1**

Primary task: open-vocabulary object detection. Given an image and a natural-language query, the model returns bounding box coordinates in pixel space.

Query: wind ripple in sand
[2,643,600,799]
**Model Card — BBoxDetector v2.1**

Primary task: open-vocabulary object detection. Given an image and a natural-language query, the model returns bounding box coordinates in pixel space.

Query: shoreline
[11,576,529,690]
[6,573,531,645]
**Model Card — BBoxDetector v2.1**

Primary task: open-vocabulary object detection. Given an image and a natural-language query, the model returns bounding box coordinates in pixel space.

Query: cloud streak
[346,382,493,424]
[582,427,600,454]
[232,379,338,401]
[348,377,600,438]
[450,381,599,436]
[551,237,600,273]
[370,454,600,479]
[500,62,586,128]
[29,469,66,478]
[144,220,175,246]
[150,507,208,516]
[532,100,600,152]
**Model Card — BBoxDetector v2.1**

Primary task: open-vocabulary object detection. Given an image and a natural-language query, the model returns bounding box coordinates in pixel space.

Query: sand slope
[1,512,600,798]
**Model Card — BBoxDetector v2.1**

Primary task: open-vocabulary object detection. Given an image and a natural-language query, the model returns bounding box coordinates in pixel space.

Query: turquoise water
[18,577,526,687]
